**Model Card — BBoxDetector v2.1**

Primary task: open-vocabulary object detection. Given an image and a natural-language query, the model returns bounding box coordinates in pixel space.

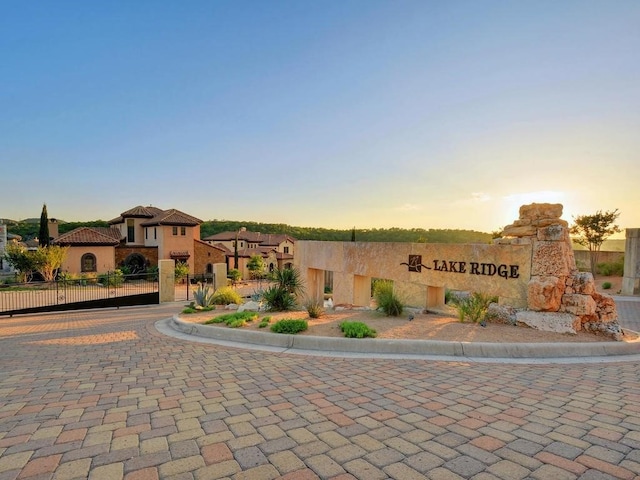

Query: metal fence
[0,272,159,316]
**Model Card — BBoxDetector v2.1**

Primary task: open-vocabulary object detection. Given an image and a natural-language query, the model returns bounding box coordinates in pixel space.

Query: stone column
[212,263,227,291]
[159,259,175,303]
[622,228,640,295]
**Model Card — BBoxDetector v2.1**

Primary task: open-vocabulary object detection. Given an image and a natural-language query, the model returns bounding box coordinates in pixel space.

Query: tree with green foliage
[3,242,37,282]
[3,242,67,282]
[570,209,621,274]
[227,268,241,286]
[32,245,68,281]
[247,255,265,280]
[39,204,50,247]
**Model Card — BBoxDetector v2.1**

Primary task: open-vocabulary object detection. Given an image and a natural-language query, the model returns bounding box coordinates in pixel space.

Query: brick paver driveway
[1,304,640,480]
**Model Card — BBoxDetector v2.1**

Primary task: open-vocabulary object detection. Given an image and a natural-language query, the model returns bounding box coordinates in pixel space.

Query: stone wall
[500,203,621,339]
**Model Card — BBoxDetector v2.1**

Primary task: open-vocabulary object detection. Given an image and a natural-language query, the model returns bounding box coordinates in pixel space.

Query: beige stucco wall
[157,225,198,274]
[295,241,532,308]
[623,229,640,295]
[61,246,116,275]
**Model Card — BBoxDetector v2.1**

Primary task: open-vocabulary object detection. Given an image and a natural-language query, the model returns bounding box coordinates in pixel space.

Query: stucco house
[54,206,226,277]
[202,229,295,279]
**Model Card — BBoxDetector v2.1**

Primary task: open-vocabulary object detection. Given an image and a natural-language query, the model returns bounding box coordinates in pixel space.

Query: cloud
[396,203,422,212]
[471,192,491,202]
[502,191,566,205]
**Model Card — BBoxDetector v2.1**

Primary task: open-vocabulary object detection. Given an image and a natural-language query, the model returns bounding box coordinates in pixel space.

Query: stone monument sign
[295,203,621,339]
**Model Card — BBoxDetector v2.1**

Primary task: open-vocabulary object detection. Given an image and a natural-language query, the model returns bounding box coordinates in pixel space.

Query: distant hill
[571,238,626,252]
[200,220,493,244]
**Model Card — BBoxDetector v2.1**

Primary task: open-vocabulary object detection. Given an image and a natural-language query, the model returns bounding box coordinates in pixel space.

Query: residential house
[202,228,295,279]
[54,206,226,277]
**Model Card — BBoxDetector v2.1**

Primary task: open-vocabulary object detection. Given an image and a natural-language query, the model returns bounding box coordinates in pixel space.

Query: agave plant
[193,283,215,308]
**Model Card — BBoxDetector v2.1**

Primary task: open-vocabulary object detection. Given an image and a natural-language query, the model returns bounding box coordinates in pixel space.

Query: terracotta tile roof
[194,239,227,252]
[109,206,202,226]
[53,227,122,246]
[141,209,202,227]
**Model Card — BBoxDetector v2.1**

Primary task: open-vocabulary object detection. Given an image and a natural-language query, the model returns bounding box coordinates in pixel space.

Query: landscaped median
[168,313,640,359]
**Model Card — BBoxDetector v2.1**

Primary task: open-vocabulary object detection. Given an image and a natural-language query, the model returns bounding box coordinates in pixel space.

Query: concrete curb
[169,315,640,359]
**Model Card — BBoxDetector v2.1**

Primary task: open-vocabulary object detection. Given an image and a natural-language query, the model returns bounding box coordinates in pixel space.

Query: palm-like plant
[262,267,305,311]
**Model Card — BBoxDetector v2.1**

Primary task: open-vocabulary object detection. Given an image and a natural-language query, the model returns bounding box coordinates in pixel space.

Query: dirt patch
[179,307,637,344]
[594,275,623,295]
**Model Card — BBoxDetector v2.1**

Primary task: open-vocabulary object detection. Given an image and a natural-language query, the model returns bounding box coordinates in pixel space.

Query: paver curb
[169,315,640,359]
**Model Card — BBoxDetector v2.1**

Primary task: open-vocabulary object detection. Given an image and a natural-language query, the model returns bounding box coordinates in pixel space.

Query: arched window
[81,253,97,272]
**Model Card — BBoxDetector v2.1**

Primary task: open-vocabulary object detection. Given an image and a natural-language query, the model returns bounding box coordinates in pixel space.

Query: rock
[324,298,334,309]
[593,292,618,322]
[519,203,563,220]
[516,311,580,334]
[532,241,574,277]
[537,225,568,242]
[527,276,564,311]
[238,301,262,312]
[487,303,518,325]
[571,272,595,295]
[560,294,597,316]
[502,225,537,237]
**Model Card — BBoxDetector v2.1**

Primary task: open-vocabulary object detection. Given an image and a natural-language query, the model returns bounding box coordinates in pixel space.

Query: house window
[172,227,178,236]
[127,219,135,243]
[154,227,157,239]
[180,227,186,236]
[81,253,97,272]
[145,228,148,240]
[284,246,289,254]
[206,263,213,274]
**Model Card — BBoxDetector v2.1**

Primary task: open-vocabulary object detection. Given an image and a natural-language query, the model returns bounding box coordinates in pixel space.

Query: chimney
[48,219,59,239]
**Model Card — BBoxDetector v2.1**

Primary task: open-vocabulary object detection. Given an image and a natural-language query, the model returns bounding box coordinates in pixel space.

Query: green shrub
[373,280,403,316]
[212,286,243,305]
[340,321,377,338]
[449,292,498,323]
[98,270,124,287]
[262,285,297,311]
[175,261,189,283]
[227,269,241,285]
[596,259,624,277]
[146,265,159,281]
[182,307,197,314]
[602,281,612,290]
[270,319,308,334]
[259,316,272,328]
[204,311,258,327]
[305,298,325,318]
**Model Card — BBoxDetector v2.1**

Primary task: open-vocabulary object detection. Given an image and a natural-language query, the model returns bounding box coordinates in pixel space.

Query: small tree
[247,255,265,280]
[3,242,36,282]
[39,204,50,247]
[228,268,241,286]
[32,245,68,281]
[570,209,621,274]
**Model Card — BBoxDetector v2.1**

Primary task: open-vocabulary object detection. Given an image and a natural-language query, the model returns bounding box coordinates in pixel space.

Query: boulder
[516,311,580,334]
[527,276,564,311]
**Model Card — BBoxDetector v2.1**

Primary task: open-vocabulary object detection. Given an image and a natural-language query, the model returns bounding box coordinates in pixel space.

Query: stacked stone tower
[500,203,622,340]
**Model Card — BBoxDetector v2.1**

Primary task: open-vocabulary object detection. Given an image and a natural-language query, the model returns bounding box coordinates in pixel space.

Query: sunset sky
[2,1,638,234]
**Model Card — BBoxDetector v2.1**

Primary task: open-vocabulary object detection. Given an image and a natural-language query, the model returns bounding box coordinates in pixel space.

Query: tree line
[5,218,493,244]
